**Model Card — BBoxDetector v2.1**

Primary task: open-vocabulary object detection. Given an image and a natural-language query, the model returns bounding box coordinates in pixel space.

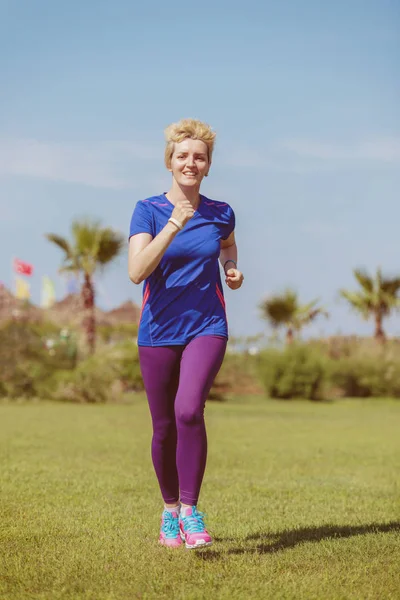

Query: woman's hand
[171,199,195,227]
[225,268,244,290]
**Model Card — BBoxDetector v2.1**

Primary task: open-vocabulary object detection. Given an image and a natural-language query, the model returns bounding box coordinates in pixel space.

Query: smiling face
[169,138,210,188]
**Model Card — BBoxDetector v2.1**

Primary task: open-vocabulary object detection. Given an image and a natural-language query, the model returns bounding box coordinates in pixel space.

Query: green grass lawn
[0,396,399,600]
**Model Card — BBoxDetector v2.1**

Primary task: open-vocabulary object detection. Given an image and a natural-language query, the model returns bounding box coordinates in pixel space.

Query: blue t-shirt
[129,193,235,347]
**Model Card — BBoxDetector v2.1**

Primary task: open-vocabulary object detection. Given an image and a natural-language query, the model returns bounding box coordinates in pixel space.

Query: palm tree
[340,268,400,343]
[45,219,125,353]
[260,289,328,344]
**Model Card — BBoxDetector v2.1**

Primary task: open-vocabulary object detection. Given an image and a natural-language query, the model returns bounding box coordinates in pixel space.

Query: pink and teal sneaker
[159,510,182,548]
[179,506,212,549]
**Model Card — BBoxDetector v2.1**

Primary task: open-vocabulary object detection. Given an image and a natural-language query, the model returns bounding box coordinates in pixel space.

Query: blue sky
[1,0,399,339]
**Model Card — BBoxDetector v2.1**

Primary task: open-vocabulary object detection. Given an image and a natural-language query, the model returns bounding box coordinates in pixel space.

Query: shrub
[0,320,77,398]
[98,323,138,344]
[209,351,263,401]
[50,341,143,403]
[113,341,144,392]
[50,360,121,403]
[259,340,400,400]
[0,321,142,402]
[329,350,400,398]
[259,344,328,400]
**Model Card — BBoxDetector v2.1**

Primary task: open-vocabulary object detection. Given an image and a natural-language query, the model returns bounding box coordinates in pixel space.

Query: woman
[128,118,244,549]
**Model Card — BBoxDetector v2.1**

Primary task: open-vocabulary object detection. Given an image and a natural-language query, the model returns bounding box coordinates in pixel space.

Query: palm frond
[71,219,102,254]
[341,267,400,324]
[68,219,124,275]
[260,289,298,327]
[339,289,371,318]
[308,307,329,321]
[295,299,319,317]
[44,234,72,257]
[58,264,80,275]
[261,288,328,338]
[260,298,294,327]
[380,277,400,296]
[292,302,328,330]
[97,228,125,265]
[353,269,374,293]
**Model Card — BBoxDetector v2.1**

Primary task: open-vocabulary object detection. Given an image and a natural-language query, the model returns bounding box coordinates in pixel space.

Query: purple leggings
[138,335,227,505]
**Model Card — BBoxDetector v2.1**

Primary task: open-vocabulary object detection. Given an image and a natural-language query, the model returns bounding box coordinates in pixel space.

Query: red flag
[13,258,34,276]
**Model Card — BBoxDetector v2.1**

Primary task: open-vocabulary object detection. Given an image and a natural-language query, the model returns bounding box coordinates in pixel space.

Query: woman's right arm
[128,199,195,284]
[128,223,179,284]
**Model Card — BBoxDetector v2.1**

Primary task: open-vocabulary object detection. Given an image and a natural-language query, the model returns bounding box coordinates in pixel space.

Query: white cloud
[0,139,160,189]
[223,137,400,172]
[282,138,400,164]
[1,136,399,189]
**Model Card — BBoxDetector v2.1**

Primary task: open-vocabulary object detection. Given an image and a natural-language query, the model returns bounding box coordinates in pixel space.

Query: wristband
[224,259,237,272]
[168,217,183,231]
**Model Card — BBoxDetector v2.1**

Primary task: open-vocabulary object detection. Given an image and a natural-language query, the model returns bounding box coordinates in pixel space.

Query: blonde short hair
[164,118,216,168]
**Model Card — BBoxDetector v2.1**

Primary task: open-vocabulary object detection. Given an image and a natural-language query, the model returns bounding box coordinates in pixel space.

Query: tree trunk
[82,273,96,354]
[374,311,385,344]
[286,327,294,345]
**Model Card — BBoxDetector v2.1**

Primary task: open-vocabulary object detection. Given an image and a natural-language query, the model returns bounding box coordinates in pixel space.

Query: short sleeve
[129,201,154,239]
[221,206,236,240]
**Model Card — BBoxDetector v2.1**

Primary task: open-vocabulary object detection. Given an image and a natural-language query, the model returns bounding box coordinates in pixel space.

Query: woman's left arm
[220,231,244,290]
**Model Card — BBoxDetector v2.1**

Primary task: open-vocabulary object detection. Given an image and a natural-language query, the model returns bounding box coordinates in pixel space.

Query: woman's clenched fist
[225,268,244,290]
[171,199,195,227]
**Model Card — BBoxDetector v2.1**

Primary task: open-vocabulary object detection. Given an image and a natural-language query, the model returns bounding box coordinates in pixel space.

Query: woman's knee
[175,403,204,426]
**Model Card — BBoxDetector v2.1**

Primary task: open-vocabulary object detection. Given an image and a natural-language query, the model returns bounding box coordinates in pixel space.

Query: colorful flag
[41,276,56,308]
[15,277,30,300]
[13,258,34,276]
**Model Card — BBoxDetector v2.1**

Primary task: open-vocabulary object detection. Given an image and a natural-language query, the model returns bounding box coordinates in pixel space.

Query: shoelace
[161,512,180,538]
[180,508,207,533]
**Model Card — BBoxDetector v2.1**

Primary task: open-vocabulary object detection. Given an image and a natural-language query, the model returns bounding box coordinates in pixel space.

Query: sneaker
[159,510,182,548]
[179,506,212,549]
